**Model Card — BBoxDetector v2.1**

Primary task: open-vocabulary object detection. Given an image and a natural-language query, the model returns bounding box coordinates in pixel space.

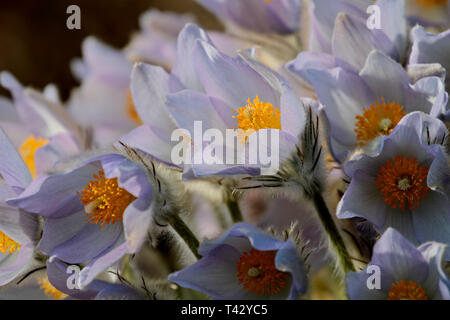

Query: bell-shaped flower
[169,222,308,299]
[347,228,449,300]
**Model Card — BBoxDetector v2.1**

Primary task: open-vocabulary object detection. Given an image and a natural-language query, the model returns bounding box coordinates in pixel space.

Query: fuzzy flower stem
[226,199,243,223]
[312,192,355,273]
[168,214,201,260]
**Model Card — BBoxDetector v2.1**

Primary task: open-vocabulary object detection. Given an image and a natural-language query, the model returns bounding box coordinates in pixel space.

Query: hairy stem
[169,214,201,260]
[226,199,243,223]
[312,192,355,273]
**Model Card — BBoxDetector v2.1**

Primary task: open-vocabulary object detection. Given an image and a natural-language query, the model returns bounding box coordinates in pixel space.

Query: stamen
[0,231,21,254]
[38,277,68,300]
[237,249,289,296]
[354,99,406,146]
[375,156,430,211]
[19,135,49,179]
[233,96,281,141]
[388,280,428,300]
[77,171,136,228]
[126,90,143,125]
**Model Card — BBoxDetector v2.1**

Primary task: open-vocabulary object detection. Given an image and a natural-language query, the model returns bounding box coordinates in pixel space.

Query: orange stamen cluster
[0,231,21,254]
[415,0,447,8]
[375,156,430,211]
[233,96,281,135]
[388,280,428,300]
[125,89,143,125]
[19,135,50,179]
[38,277,68,300]
[78,171,136,228]
[237,249,289,296]
[354,99,406,146]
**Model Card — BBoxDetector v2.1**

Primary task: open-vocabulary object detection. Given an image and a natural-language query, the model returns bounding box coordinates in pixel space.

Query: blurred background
[0,0,222,99]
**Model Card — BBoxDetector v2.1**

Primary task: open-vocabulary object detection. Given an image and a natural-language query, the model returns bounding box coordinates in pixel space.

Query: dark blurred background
[0,0,221,100]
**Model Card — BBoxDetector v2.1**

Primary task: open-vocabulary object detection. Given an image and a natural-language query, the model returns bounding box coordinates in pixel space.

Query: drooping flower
[347,228,449,300]
[7,152,154,288]
[337,112,450,248]
[195,0,302,34]
[304,50,447,162]
[169,222,308,299]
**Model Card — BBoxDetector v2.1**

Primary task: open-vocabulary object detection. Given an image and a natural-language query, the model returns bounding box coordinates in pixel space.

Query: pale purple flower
[305,50,447,162]
[337,112,449,249]
[347,228,449,300]
[0,128,40,286]
[69,37,137,147]
[169,222,308,300]
[125,9,196,70]
[7,152,153,288]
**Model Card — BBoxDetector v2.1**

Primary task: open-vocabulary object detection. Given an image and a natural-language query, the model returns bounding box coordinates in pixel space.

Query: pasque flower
[169,222,308,299]
[125,9,196,70]
[120,23,306,178]
[289,0,408,78]
[1,72,83,178]
[69,37,138,147]
[347,228,449,300]
[0,128,40,286]
[7,152,154,288]
[337,112,449,248]
[305,50,447,162]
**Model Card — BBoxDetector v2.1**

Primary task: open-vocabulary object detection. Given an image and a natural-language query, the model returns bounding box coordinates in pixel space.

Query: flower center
[0,231,21,254]
[237,249,289,296]
[414,0,447,8]
[233,96,281,135]
[375,156,430,211]
[354,99,406,146]
[388,280,428,300]
[38,277,68,300]
[19,135,49,179]
[126,89,143,125]
[78,171,136,228]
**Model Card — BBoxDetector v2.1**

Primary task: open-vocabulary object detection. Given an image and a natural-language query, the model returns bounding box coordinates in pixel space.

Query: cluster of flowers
[0,0,449,300]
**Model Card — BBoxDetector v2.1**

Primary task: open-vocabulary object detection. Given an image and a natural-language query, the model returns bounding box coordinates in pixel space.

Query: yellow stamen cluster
[78,171,136,228]
[19,135,50,179]
[38,277,68,300]
[0,231,21,254]
[388,280,428,300]
[125,89,143,125]
[354,99,406,146]
[233,96,281,140]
